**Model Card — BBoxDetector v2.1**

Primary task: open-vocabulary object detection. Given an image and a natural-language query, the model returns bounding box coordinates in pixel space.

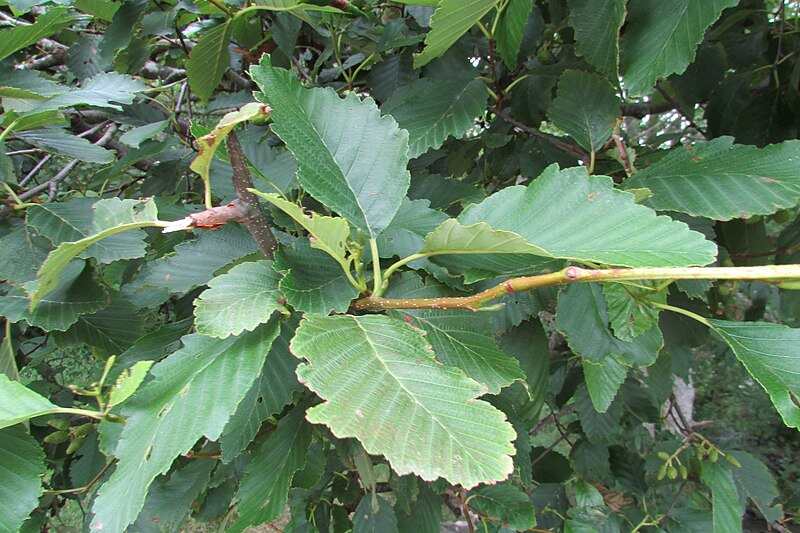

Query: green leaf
[0,226,49,285]
[548,70,620,153]
[31,198,162,309]
[367,52,417,101]
[187,21,233,102]
[383,78,488,158]
[582,355,627,413]
[413,0,501,68]
[700,461,744,533]
[275,239,359,315]
[352,494,399,533]
[124,224,259,307]
[709,319,800,430]
[459,164,717,267]
[53,295,144,352]
[250,56,410,237]
[251,190,351,266]
[387,276,525,394]
[575,384,623,444]
[0,262,109,332]
[556,284,662,367]
[15,128,115,163]
[469,482,536,530]
[729,451,782,523]
[28,198,152,264]
[402,308,525,394]
[625,138,800,220]
[108,360,153,409]
[90,321,281,532]
[0,7,75,61]
[219,320,302,460]
[0,321,17,380]
[377,198,448,259]
[602,282,665,341]
[190,103,270,204]
[0,426,46,532]
[132,459,215,532]
[230,405,313,532]
[567,0,626,79]
[420,219,547,257]
[396,483,442,533]
[495,0,533,69]
[290,314,516,488]
[194,260,286,338]
[39,73,145,111]
[0,372,59,430]
[119,120,169,148]
[621,0,739,95]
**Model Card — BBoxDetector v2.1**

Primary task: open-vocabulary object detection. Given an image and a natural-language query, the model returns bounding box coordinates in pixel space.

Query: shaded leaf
[187,21,233,102]
[568,0,626,79]
[219,320,302,460]
[548,70,620,153]
[0,262,109,332]
[556,283,662,367]
[0,7,75,61]
[90,321,281,532]
[413,0,500,68]
[700,461,744,533]
[0,426,46,532]
[470,482,536,530]
[194,260,286,338]
[31,198,161,308]
[495,0,533,69]
[230,405,313,532]
[625,138,800,220]
[621,0,739,94]
[709,319,800,429]
[383,77,488,158]
[582,355,627,413]
[275,239,359,315]
[352,494,399,533]
[15,128,115,163]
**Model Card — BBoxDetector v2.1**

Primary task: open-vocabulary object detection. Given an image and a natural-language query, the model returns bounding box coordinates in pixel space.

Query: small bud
[657,463,668,480]
[66,436,86,455]
[657,451,671,461]
[725,455,741,468]
[44,431,70,444]
[48,418,70,431]
[679,465,689,479]
[668,465,678,480]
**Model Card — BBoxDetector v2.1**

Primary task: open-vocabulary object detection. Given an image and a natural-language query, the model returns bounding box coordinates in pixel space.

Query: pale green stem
[370,239,383,295]
[52,407,106,421]
[504,74,530,94]
[649,302,711,327]
[355,264,800,311]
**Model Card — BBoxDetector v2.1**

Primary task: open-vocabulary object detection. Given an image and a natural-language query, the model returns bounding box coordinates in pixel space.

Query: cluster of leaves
[2,0,800,532]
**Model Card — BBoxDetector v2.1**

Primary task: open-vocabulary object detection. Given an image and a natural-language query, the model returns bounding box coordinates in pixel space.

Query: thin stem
[206,0,233,16]
[353,264,800,311]
[650,302,710,326]
[381,253,428,287]
[52,407,106,421]
[370,239,383,295]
